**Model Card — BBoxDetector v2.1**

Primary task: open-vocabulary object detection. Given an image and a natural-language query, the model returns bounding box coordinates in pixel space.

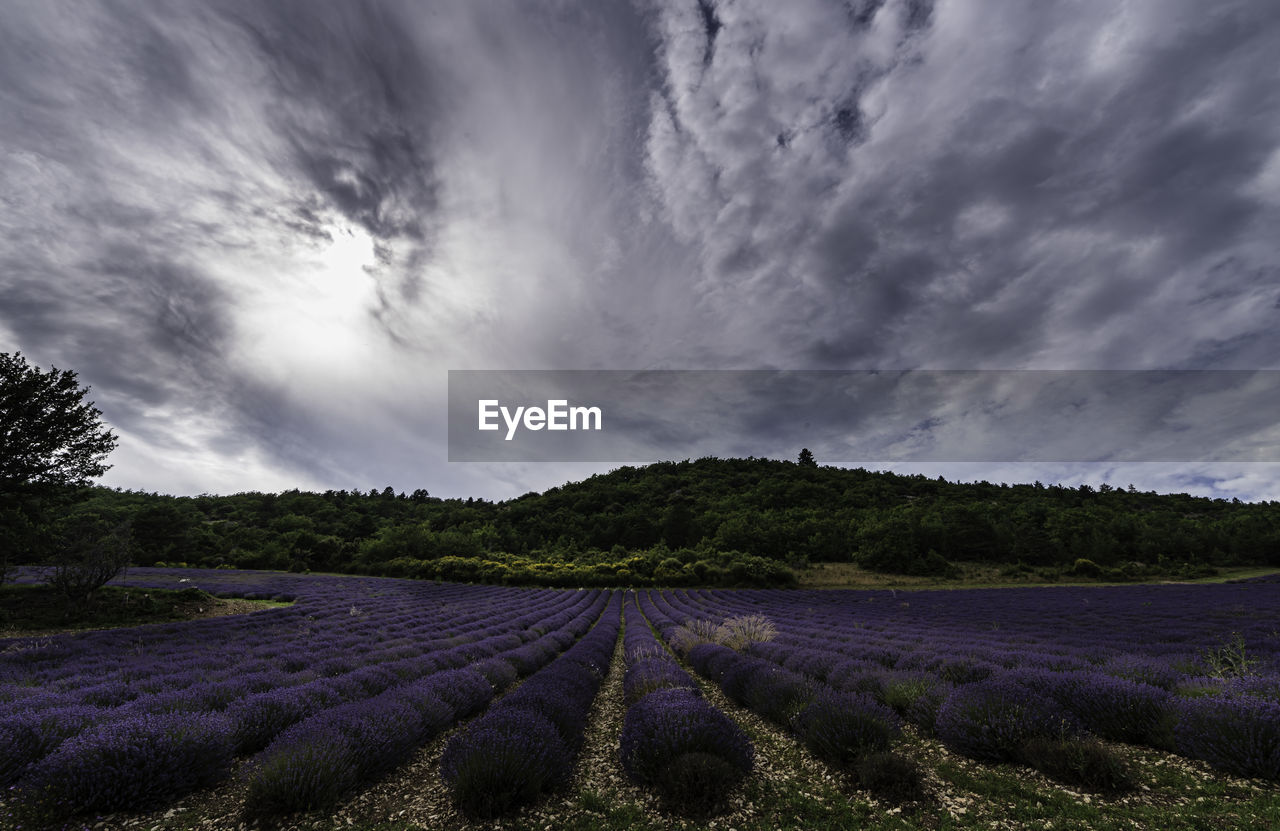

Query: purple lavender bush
[935,675,1081,762]
[827,660,889,700]
[624,656,697,704]
[496,662,599,750]
[1174,694,1280,780]
[1018,736,1136,793]
[472,655,520,693]
[242,724,358,816]
[226,681,344,754]
[414,667,494,719]
[619,688,754,817]
[793,689,902,768]
[12,712,232,824]
[0,704,98,786]
[881,671,952,735]
[244,692,428,815]
[686,642,738,683]
[1017,669,1175,747]
[439,707,572,819]
[741,665,818,727]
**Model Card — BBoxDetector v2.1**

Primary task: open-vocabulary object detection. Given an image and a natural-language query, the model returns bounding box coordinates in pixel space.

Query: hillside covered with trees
[7,456,1280,588]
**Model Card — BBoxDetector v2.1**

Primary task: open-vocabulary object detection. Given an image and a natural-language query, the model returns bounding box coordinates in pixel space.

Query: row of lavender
[436,589,763,820]
[1,570,611,824]
[439,591,622,818]
[249,589,614,817]
[642,590,921,800]
[6,564,308,601]
[618,592,753,816]
[657,584,1280,781]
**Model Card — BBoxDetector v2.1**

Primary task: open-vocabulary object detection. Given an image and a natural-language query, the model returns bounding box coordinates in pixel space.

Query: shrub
[855,752,925,803]
[745,640,790,664]
[720,658,765,705]
[416,668,494,719]
[226,683,342,754]
[1040,671,1174,747]
[828,661,888,699]
[246,690,433,816]
[497,671,596,750]
[935,675,1081,762]
[343,664,402,697]
[1070,558,1103,578]
[384,683,454,738]
[14,713,232,823]
[1226,674,1280,703]
[76,679,138,707]
[742,667,818,727]
[619,689,753,816]
[504,641,556,676]
[440,708,571,819]
[1174,694,1280,780]
[1176,677,1226,699]
[1202,632,1258,679]
[243,725,357,816]
[783,649,843,681]
[935,655,997,685]
[472,656,520,693]
[624,657,695,704]
[1018,737,1136,793]
[716,614,777,650]
[122,685,217,716]
[338,695,427,779]
[687,642,738,683]
[670,618,723,655]
[0,705,97,786]
[654,751,746,818]
[882,672,951,735]
[793,689,901,768]
[1102,655,1182,691]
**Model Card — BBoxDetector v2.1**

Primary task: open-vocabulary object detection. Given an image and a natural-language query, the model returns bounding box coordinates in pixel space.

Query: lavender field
[2,568,1279,830]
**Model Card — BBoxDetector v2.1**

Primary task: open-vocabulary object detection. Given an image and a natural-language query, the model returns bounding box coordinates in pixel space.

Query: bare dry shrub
[670,618,723,655]
[716,615,777,650]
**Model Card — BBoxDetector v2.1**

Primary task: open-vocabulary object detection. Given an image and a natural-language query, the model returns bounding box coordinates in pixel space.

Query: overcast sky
[3,0,1280,501]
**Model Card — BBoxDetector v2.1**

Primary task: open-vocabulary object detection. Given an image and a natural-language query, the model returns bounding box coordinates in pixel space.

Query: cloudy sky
[3,0,1280,501]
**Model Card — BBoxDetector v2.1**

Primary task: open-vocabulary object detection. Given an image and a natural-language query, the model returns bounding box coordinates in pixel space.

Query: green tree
[1,353,118,581]
[1,352,117,493]
[798,447,817,467]
[44,512,133,609]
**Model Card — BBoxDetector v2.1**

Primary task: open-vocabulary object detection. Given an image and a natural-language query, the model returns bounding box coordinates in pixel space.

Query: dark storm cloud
[645,0,1280,371]
[695,0,722,68]
[0,0,452,489]
[0,246,230,423]
[3,0,1280,501]
[224,0,438,245]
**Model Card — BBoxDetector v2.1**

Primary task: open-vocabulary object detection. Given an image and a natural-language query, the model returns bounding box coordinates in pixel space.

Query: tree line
[5,350,1280,590]
[7,456,1279,588]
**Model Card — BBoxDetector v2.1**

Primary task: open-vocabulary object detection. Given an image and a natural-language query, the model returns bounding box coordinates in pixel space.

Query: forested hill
[30,457,1280,587]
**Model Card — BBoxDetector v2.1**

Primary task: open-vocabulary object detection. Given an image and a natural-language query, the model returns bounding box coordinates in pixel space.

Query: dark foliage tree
[1,352,117,492]
[18,452,1280,587]
[797,447,817,467]
[1,352,118,581]
[45,513,133,608]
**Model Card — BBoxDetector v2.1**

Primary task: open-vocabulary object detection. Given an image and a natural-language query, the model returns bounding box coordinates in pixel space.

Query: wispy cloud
[2,0,1278,500]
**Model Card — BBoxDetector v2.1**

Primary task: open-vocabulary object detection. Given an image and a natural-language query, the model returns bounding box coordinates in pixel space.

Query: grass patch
[0,583,289,636]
